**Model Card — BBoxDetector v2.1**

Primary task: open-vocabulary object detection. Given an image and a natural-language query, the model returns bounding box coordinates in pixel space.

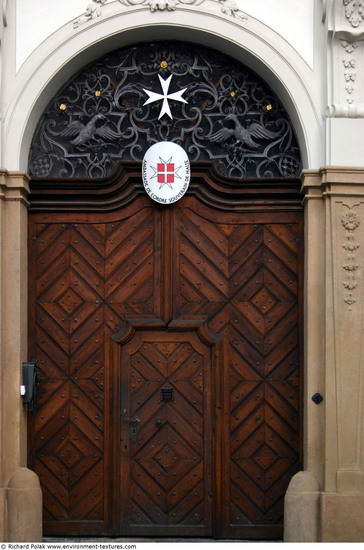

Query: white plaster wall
[16,0,88,71]
[234,0,314,67]
[16,0,314,71]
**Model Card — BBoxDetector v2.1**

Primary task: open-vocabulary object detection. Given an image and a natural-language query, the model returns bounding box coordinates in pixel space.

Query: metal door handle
[125,415,140,423]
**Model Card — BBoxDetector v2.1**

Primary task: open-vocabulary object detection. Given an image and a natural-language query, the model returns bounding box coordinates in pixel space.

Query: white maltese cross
[143,74,188,119]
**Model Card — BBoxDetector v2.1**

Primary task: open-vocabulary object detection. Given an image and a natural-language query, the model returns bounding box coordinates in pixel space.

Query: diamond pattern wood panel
[173,205,302,535]
[32,224,105,527]
[118,333,213,536]
[28,189,302,539]
[28,202,162,534]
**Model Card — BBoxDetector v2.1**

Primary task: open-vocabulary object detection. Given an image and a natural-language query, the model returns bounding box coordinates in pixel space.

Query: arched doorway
[27,42,303,539]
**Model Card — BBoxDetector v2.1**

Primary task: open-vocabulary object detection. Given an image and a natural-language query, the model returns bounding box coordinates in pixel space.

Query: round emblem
[142,142,190,204]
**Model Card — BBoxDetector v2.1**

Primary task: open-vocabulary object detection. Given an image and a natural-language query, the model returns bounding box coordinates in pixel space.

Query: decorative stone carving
[340,40,359,104]
[340,40,360,55]
[344,0,364,28]
[118,0,204,9]
[73,0,247,26]
[341,208,361,231]
[326,39,364,117]
[326,1,364,118]
[341,207,361,307]
[219,0,247,21]
[73,0,106,28]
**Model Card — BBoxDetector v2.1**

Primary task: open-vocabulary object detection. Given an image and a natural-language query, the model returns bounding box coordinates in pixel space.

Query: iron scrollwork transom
[28,42,302,180]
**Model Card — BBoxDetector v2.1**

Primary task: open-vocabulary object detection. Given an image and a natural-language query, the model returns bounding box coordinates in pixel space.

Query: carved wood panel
[28,174,302,539]
[172,201,302,538]
[112,330,214,536]
[28,199,162,535]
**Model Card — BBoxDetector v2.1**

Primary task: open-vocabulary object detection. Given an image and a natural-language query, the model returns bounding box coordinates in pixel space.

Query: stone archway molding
[3,2,323,173]
[72,0,248,28]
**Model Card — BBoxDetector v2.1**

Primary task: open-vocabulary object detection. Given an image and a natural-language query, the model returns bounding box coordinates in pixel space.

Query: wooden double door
[28,170,302,538]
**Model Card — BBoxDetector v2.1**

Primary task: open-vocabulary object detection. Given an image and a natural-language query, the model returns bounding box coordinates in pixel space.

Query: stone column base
[284,471,320,542]
[0,488,7,540]
[7,468,42,542]
[321,493,364,542]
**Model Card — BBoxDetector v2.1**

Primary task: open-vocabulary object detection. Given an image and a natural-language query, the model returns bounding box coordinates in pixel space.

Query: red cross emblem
[158,163,175,185]
[142,142,190,204]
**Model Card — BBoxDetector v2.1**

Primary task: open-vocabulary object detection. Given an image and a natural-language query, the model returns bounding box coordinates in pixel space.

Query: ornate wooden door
[110,328,217,537]
[170,198,302,539]
[28,166,303,538]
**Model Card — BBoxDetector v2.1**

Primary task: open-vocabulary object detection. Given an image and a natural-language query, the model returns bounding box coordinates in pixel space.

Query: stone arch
[4,7,323,173]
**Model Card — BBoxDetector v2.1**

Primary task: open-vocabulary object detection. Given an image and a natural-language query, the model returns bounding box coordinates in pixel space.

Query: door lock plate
[128,416,140,443]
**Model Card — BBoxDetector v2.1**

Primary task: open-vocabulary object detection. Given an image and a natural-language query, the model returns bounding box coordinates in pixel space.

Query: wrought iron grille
[160,387,174,403]
[28,42,302,180]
